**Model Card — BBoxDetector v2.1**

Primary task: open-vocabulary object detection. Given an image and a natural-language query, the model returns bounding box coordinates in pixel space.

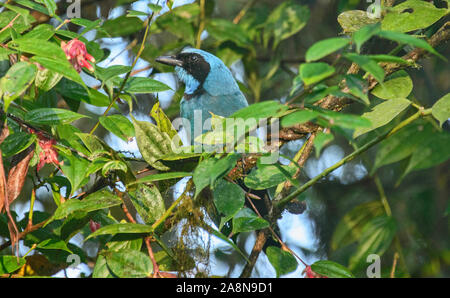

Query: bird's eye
[191,56,198,62]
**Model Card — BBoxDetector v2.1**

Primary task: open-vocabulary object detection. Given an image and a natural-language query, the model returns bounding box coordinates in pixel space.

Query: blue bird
[156,48,248,144]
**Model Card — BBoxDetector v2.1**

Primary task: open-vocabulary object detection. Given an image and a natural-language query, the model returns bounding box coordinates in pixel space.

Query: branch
[276,109,432,208]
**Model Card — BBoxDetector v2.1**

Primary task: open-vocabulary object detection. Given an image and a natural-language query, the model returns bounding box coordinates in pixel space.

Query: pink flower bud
[61,39,95,73]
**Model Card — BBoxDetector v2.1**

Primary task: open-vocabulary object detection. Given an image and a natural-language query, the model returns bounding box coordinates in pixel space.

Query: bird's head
[156,48,240,97]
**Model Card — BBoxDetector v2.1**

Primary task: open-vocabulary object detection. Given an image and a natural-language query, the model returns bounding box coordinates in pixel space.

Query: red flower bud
[61,39,95,73]
[89,220,101,233]
[303,265,328,278]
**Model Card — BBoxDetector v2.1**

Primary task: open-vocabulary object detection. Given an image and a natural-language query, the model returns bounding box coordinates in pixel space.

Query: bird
[156,48,248,144]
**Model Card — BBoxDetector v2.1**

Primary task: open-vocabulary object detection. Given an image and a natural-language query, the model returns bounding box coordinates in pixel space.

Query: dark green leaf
[313,132,334,158]
[244,164,297,190]
[232,208,269,233]
[331,201,384,250]
[212,179,244,222]
[85,223,153,241]
[343,53,385,83]
[0,256,26,274]
[0,61,37,111]
[51,190,122,221]
[0,131,36,157]
[281,110,318,127]
[349,215,397,270]
[311,260,354,278]
[353,23,381,53]
[24,108,88,125]
[266,246,298,277]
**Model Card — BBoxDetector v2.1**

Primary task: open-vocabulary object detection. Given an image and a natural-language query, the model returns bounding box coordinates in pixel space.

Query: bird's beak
[155,56,183,67]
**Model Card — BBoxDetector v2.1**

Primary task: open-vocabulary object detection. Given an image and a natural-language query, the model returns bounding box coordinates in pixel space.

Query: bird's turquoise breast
[181,90,248,143]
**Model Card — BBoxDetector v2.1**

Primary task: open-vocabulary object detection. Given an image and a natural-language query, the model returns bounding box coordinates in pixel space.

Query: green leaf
[264,1,309,49]
[244,164,297,190]
[212,179,245,224]
[0,61,37,111]
[343,53,385,83]
[150,101,179,141]
[11,39,85,85]
[129,184,165,225]
[148,3,163,13]
[266,246,298,277]
[432,93,450,127]
[371,70,413,100]
[345,74,369,105]
[102,160,128,176]
[381,0,448,33]
[337,10,379,34]
[299,62,335,86]
[331,201,384,250]
[305,38,350,62]
[353,98,411,138]
[97,15,144,38]
[23,23,54,40]
[209,154,240,185]
[367,54,411,65]
[100,115,135,142]
[376,30,444,60]
[92,254,114,278]
[31,55,86,86]
[51,190,122,221]
[55,78,110,107]
[24,108,88,125]
[0,131,36,157]
[0,256,26,274]
[95,65,131,84]
[35,68,63,91]
[132,117,173,171]
[37,0,57,16]
[349,215,397,270]
[311,260,354,278]
[281,110,318,128]
[230,100,289,121]
[122,77,171,94]
[58,151,90,194]
[126,10,148,17]
[232,208,269,234]
[317,110,372,130]
[353,23,381,53]
[85,223,153,241]
[206,18,251,48]
[130,172,191,185]
[104,249,152,278]
[37,238,72,253]
[373,121,434,173]
[314,132,334,158]
[193,158,218,197]
[402,130,450,177]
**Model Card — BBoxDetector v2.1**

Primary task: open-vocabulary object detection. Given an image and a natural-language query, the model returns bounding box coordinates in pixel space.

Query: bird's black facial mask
[156,53,211,95]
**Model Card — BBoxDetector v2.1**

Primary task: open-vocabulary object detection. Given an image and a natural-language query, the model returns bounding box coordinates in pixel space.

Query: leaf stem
[89,5,159,135]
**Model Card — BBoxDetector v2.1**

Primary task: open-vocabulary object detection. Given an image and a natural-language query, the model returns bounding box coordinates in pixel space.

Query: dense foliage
[0,0,449,278]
